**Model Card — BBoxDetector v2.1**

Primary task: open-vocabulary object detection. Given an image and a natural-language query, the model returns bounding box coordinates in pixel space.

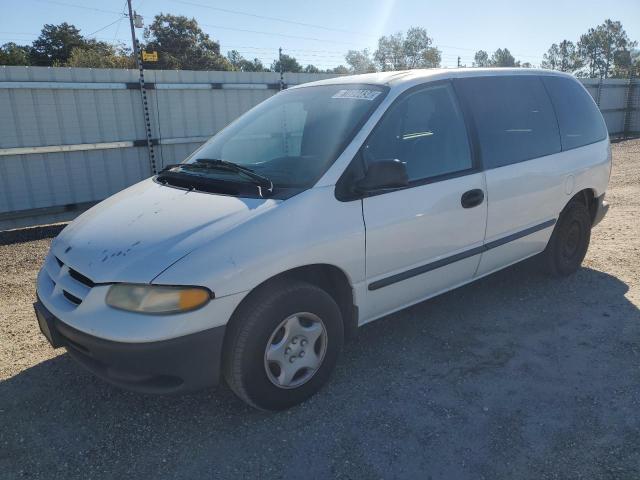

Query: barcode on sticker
[331,89,382,100]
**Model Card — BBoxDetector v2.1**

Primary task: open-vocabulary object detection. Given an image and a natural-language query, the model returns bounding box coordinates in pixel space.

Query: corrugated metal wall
[0,67,339,229]
[1,66,638,230]
[581,78,640,136]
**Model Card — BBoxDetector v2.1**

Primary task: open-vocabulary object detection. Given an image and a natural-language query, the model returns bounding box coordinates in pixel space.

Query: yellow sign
[142,51,158,62]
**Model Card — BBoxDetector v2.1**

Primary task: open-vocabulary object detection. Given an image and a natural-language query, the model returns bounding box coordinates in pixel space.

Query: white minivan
[35,68,611,410]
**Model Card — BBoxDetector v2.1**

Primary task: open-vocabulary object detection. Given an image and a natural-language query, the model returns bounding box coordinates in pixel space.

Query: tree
[30,23,85,66]
[578,19,637,78]
[629,49,640,77]
[541,40,581,72]
[303,64,320,73]
[0,42,31,66]
[326,65,349,74]
[1,23,136,69]
[65,42,134,68]
[373,27,441,71]
[270,53,302,73]
[226,50,266,72]
[578,29,604,77]
[402,27,441,68]
[374,32,403,71]
[490,48,517,67]
[611,48,640,78]
[542,43,560,70]
[472,50,490,67]
[227,49,243,69]
[144,14,231,71]
[344,49,376,73]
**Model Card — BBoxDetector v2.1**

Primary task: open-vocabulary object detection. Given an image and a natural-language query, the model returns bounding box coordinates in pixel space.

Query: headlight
[106,284,212,314]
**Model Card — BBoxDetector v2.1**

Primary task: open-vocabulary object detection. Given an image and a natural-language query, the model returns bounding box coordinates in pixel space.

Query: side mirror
[355,159,409,192]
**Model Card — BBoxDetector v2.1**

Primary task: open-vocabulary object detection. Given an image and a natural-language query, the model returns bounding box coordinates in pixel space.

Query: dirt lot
[1,140,639,479]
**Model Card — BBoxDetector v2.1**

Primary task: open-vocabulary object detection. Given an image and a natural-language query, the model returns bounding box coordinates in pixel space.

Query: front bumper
[34,297,226,394]
[592,194,610,228]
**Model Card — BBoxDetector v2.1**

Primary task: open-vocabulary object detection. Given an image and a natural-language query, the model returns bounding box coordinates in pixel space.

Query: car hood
[50,179,279,284]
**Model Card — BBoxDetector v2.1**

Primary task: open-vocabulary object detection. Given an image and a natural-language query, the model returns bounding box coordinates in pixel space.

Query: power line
[86,16,126,37]
[230,50,345,64]
[222,45,350,55]
[438,43,543,60]
[196,21,369,47]
[0,35,133,46]
[222,36,544,61]
[11,2,546,62]
[28,0,123,15]
[229,49,345,59]
[0,31,40,37]
[171,0,375,38]
[84,0,129,40]
[0,31,545,64]
[112,17,125,44]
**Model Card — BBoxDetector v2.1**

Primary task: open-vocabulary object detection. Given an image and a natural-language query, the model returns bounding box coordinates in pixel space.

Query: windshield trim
[180,83,390,198]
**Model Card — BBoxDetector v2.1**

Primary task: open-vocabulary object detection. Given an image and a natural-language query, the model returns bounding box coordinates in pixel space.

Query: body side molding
[368,219,556,291]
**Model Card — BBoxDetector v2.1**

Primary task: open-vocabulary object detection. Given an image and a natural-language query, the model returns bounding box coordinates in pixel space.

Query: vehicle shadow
[2,260,639,479]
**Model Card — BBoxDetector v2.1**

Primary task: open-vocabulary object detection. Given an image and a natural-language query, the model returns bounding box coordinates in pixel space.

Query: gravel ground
[1,139,639,479]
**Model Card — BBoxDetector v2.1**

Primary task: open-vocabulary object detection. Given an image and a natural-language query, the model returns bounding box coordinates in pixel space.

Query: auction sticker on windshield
[331,89,382,100]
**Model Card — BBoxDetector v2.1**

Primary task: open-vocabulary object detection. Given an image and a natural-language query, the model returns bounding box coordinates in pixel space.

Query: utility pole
[127,0,140,70]
[622,70,636,139]
[279,47,284,91]
[127,0,157,175]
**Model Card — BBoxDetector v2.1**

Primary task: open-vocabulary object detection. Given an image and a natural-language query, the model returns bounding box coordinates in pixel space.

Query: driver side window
[362,83,472,182]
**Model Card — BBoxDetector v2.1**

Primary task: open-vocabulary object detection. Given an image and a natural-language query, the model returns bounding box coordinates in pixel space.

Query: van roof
[292,68,575,90]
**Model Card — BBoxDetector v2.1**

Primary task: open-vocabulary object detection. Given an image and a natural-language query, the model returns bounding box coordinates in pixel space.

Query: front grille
[68,268,95,288]
[63,290,82,305]
[44,254,95,307]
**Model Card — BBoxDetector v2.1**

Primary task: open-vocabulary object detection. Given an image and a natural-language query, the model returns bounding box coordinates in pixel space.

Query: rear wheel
[223,280,343,410]
[543,200,592,276]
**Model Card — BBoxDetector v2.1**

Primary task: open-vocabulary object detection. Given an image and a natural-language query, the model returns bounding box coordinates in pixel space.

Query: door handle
[461,189,484,208]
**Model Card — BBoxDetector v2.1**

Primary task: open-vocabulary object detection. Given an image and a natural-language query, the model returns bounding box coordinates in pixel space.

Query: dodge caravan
[34,69,611,410]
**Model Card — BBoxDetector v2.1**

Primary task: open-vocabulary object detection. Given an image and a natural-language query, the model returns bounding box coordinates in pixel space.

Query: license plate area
[34,301,63,348]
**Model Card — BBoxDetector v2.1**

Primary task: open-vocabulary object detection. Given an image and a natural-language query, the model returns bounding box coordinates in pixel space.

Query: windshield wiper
[162,159,274,197]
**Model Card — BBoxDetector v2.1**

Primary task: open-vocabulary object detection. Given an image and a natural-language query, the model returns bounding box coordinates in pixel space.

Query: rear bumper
[34,297,225,394]
[592,194,610,228]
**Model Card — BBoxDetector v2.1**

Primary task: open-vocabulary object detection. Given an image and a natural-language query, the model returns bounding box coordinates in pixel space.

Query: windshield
[182,84,388,192]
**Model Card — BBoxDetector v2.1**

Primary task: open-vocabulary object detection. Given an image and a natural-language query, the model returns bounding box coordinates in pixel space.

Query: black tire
[222,279,344,410]
[543,200,592,276]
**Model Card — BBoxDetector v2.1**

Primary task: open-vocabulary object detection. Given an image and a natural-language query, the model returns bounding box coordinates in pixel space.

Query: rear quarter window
[541,76,608,150]
[455,76,561,169]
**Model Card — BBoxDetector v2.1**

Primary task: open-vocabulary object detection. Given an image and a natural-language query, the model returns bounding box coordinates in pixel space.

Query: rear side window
[542,76,608,150]
[455,76,561,169]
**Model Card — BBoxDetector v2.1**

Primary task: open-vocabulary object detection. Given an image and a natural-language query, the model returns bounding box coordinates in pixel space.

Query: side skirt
[358,248,547,328]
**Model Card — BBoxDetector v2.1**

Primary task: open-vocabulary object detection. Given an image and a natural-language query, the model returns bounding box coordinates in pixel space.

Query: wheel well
[569,189,597,224]
[232,264,358,341]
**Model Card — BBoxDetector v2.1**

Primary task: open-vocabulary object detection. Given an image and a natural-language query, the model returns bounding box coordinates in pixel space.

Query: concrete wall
[0,66,638,230]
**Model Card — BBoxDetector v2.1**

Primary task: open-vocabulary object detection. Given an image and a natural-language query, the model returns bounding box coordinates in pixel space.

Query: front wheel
[543,200,592,276]
[222,280,344,410]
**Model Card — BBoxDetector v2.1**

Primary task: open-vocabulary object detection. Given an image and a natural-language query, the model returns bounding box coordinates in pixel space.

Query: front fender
[153,186,365,301]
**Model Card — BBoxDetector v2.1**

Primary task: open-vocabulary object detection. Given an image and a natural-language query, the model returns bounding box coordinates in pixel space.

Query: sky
[0,0,639,70]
